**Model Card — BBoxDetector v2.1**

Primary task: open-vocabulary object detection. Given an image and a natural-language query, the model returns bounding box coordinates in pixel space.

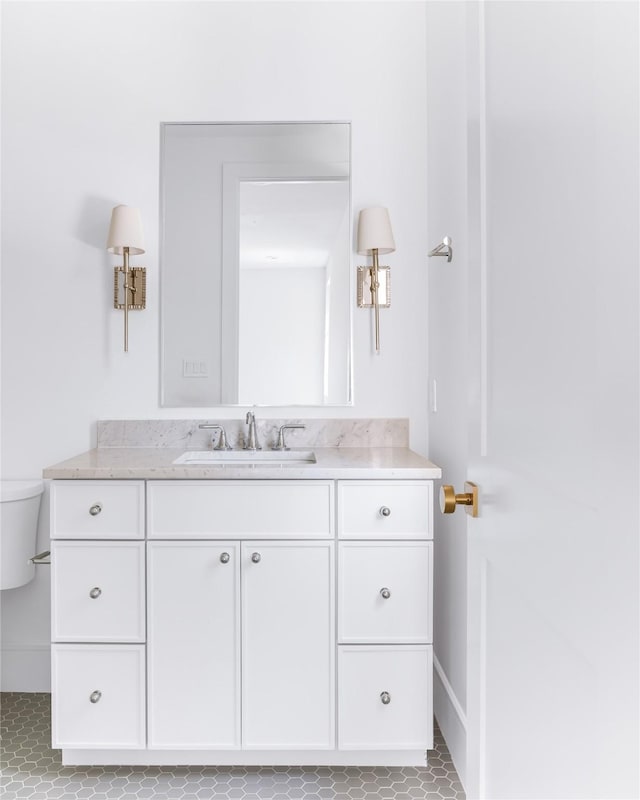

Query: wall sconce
[356,207,395,353]
[106,205,146,352]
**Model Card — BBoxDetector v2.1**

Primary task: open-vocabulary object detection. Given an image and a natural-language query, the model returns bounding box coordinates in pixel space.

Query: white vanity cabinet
[50,474,434,766]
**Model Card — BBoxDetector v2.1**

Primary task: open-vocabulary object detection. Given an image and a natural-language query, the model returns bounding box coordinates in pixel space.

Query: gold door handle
[439,482,478,517]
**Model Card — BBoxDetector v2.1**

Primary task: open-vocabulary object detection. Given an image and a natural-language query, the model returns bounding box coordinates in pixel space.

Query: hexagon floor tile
[1,693,465,799]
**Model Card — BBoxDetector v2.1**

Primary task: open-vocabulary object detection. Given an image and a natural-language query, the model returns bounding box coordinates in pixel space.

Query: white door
[427,3,639,798]
[241,541,335,749]
[147,541,240,748]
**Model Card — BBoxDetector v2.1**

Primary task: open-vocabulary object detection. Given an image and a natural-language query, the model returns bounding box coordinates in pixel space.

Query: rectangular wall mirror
[160,122,352,407]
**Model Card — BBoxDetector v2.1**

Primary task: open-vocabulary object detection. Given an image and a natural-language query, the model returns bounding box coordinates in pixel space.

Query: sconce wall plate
[357,266,391,308]
[113,266,147,310]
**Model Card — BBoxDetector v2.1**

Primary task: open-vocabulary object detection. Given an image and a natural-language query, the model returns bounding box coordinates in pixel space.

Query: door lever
[440,482,478,517]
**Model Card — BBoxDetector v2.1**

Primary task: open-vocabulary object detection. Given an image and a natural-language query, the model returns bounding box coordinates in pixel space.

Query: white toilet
[0,480,44,590]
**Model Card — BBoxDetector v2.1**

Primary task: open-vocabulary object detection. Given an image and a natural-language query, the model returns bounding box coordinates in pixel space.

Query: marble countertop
[43,447,442,481]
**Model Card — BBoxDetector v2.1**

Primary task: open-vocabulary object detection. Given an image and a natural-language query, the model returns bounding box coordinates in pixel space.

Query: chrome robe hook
[428,236,453,263]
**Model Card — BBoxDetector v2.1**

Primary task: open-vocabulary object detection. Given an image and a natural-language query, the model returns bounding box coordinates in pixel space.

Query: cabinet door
[147,542,240,748]
[242,541,335,749]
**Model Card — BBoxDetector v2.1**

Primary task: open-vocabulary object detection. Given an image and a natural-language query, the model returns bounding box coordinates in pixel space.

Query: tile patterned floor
[1,693,465,799]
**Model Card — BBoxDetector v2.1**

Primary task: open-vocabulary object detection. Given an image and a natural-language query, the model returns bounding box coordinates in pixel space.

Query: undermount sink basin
[172,450,317,466]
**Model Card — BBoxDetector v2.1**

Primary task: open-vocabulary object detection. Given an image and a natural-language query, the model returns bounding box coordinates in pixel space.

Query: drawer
[51,481,144,540]
[338,481,432,539]
[52,542,145,642]
[338,542,432,643]
[52,644,145,749]
[338,645,433,750]
[147,480,334,539]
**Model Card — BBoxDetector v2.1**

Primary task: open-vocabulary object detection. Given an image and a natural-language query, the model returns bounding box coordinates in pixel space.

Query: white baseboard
[1,643,51,692]
[433,654,467,790]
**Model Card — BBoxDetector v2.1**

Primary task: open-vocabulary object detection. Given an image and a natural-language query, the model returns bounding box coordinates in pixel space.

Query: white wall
[0,1,429,690]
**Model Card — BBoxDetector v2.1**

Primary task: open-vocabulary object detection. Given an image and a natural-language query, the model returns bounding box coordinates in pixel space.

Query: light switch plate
[182,360,209,378]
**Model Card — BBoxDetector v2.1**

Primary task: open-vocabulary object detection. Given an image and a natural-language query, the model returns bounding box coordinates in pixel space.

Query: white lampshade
[107,205,145,255]
[356,207,395,255]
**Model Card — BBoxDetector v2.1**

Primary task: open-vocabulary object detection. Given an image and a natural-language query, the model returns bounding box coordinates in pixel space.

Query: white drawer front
[338,481,432,539]
[338,542,432,643]
[52,644,145,749]
[338,645,433,750]
[52,542,145,642]
[51,481,144,540]
[148,481,334,539]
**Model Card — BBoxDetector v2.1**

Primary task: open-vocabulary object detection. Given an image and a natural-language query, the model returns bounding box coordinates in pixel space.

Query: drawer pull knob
[379,506,391,517]
[380,691,391,705]
[89,587,102,599]
[89,504,103,517]
[380,587,391,599]
[89,690,102,704]
[251,552,261,564]
[220,552,230,564]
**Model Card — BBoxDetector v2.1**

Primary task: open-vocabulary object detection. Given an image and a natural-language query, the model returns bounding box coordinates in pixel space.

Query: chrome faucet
[244,411,261,451]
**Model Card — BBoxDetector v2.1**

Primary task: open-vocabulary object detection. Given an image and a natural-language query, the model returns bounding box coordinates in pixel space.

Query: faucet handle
[272,424,306,451]
[213,427,232,451]
[198,423,232,451]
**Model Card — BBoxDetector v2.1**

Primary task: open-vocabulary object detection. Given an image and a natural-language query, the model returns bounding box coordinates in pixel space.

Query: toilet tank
[0,480,44,590]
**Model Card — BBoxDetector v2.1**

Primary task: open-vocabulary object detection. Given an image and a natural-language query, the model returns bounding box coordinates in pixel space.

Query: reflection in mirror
[161,122,352,407]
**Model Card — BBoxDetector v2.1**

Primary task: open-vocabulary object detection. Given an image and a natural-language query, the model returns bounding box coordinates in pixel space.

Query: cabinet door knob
[379,506,391,517]
[89,587,102,599]
[220,552,230,564]
[380,691,391,705]
[89,503,103,516]
[89,690,102,704]
[251,552,261,564]
[380,587,391,599]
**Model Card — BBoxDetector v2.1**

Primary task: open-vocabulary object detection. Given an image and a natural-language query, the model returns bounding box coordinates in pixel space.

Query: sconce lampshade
[356,207,395,255]
[106,205,145,255]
